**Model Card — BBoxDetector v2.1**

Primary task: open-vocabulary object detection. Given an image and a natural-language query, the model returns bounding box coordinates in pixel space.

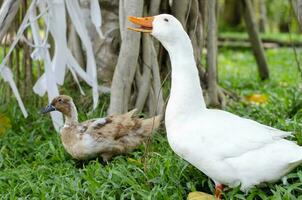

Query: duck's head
[41,95,74,117]
[128,14,186,48]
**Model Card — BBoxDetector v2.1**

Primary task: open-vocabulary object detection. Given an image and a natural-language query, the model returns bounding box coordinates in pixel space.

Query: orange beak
[128,16,154,33]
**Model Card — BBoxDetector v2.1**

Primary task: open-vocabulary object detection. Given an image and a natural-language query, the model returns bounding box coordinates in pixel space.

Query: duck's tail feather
[125,108,138,118]
[141,115,162,136]
[289,148,302,165]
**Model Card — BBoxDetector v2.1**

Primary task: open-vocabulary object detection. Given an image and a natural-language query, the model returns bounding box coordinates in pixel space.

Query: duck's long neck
[165,33,206,124]
[64,102,78,127]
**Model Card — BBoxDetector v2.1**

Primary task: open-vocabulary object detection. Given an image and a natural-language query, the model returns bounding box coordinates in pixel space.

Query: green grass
[1,47,302,199]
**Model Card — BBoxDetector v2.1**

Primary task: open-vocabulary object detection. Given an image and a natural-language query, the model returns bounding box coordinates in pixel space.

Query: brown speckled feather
[88,109,141,140]
[84,109,161,161]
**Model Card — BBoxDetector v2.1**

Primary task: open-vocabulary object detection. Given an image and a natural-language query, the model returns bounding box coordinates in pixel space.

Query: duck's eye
[58,98,63,103]
[164,18,169,22]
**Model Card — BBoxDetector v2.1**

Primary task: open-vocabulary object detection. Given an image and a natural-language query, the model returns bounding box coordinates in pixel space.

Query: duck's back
[87,109,161,146]
[86,110,161,160]
[88,109,161,160]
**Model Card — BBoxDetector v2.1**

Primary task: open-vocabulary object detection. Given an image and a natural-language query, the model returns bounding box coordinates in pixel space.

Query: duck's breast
[165,116,243,186]
[61,127,99,159]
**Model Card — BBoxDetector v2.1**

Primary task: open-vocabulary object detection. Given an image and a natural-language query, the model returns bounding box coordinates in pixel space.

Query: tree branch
[0,0,21,41]
[108,0,144,114]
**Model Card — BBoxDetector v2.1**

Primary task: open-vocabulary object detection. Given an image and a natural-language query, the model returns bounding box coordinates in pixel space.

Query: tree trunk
[223,0,241,27]
[108,0,144,114]
[0,0,21,41]
[206,0,219,107]
[171,0,190,27]
[258,0,267,33]
[290,0,302,28]
[23,0,32,96]
[68,23,85,68]
[241,0,269,80]
[135,34,152,113]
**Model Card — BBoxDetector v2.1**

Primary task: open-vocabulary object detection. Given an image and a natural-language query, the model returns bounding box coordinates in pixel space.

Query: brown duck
[41,95,161,161]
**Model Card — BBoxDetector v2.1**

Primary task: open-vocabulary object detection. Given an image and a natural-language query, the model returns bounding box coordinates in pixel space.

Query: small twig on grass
[142,60,171,172]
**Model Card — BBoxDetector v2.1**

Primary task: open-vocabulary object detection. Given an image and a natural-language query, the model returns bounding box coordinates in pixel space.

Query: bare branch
[206,0,219,107]
[0,0,21,41]
[241,0,269,80]
[108,0,144,114]
[290,0,302,27]
[135,35,152,112]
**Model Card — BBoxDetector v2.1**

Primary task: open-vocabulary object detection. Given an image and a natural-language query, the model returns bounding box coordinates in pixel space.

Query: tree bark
[241,0,269,80]
[150,41,164,115]
[0,0,21,42]
[68,23,85,68]
[23,0,33,96]
[206,0,220,107]
[135,34,152,113]
[290,0,302,28]
[149,0,161,15]
[171,0,190,28]
[258,0,267,33]
[108,0,144,114]
[223,0,241,27]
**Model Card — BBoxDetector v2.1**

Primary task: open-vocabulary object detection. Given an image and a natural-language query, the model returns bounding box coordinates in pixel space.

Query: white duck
[128,14,302,198]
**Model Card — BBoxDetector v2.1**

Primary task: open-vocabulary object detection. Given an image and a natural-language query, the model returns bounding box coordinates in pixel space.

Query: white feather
[150,14,302,192]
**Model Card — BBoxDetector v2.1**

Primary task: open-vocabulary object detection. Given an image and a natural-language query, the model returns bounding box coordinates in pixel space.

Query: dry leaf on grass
[0,114,12,136]
[187,191,218,200]
[245,94,268,105]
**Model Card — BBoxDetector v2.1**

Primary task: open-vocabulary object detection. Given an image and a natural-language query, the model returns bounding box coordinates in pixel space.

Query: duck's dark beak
[40,104,56,114]
[127,16,154,33]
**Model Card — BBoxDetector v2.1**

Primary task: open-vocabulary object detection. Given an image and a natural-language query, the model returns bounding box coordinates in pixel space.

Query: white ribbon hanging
[1,0,101,131]
[0,0,38,118]
[48,0,67,85]
[33,0,85,96]
[30,4,63,131]
[0,66,28,117]
[65,0,99,109]
[90,0,104,39]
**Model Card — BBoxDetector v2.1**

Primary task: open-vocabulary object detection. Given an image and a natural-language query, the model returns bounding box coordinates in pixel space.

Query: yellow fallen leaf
[187,192,218,200]
[245,94,268,105]
[0,114,11,136]
[127,158,142,165]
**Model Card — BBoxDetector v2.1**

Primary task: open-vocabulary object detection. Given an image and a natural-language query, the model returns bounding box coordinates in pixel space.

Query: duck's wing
[199,109,293,159]
[78,118,109,133]
[82,109,160,141]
